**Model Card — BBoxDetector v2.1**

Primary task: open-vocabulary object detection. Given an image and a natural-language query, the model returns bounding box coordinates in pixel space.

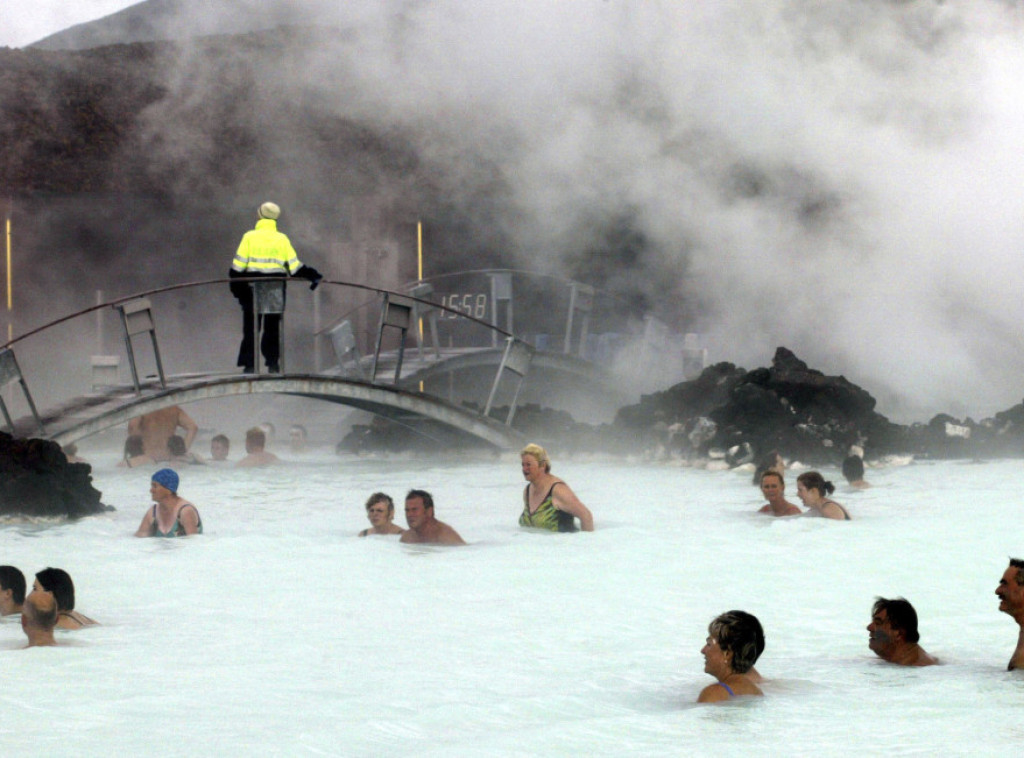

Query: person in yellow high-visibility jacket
[229,202,322,373]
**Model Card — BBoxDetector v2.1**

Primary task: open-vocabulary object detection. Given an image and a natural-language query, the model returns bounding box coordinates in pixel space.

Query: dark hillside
[0,27,523,338]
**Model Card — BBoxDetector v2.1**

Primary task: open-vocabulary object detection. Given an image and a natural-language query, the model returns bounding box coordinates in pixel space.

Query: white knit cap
[258,201,280,220]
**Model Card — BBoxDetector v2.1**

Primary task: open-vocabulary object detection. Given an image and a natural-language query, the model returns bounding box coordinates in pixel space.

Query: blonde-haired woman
[518,443,594,532]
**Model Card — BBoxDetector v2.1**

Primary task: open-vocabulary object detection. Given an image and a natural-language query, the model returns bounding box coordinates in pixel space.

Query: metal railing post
[483,337,535,425]
[0,347,43,434]
[113,298,166,395]
[488,272,513,348]
[562,282,593,357]
[371,293,414,384]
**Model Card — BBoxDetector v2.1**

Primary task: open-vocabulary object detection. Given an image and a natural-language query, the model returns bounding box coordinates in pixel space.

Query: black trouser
[233,282,285,369]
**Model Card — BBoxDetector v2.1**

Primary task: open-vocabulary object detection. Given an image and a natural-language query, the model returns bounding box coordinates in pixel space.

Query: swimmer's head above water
[210,435,230,461]
[520,443,551,473]
[365,492,394,518]
[152,468,180,494]
[246,428,267,453]
[34,567,76,612]
[707,610,765,674]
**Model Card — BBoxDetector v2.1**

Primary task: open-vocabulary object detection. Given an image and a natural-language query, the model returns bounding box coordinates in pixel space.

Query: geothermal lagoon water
[2,445,1022,756]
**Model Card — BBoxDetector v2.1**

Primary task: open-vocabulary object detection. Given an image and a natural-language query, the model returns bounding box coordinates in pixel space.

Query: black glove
[295,265,324,291]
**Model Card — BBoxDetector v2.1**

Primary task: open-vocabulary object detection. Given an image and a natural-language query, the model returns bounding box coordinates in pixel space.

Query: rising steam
[24,1,1024,420]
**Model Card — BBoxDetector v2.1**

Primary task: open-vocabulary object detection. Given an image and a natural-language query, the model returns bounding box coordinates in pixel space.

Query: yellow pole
[5,215,11,342]
[417,221,424,392]
[417,220,423,281]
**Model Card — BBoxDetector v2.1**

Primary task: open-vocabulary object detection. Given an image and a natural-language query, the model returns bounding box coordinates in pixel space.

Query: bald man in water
[21,591,58,648]
[996,557,1024,671]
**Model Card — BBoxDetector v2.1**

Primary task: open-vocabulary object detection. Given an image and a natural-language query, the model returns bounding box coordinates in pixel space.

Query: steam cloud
[269,1,1024,420]
[30,1,1024,421]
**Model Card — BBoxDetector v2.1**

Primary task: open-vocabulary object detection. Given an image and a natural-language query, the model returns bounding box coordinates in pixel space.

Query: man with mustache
[866,597,937,667]
[996,558,1024,671]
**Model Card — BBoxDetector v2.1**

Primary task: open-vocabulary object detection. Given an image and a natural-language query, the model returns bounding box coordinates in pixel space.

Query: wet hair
[873,597,920,644]
[708,610,765,674]
[35,568,75,611]
[797,471,835,497]
[246,427,266,450]
[405,489,434,510]
[167,435,187,456]
[760,470,784,487]
[124,434,144,458]
[1010,558,1024,586]
[520,443,551,473]
[752,450,783,485]
[0,565,26,605]
[211,434,229,447]
[365,492,394,516]
[842,455,865,483]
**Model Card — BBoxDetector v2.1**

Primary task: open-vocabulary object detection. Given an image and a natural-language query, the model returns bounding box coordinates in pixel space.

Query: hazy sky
[0,1,137,48]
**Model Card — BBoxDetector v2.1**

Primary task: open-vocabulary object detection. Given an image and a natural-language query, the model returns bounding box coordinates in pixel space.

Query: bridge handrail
[0,277,514,352]
[402,268,643,315]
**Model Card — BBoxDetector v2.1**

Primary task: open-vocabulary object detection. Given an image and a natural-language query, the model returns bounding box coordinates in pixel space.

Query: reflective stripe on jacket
[232,219,302,275]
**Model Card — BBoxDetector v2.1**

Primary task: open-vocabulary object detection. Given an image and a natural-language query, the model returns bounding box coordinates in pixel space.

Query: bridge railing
[0,278,538,434]
[405,268,703,383]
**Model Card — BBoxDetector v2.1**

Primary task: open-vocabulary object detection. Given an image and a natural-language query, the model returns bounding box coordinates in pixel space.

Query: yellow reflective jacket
[232,219,302,275]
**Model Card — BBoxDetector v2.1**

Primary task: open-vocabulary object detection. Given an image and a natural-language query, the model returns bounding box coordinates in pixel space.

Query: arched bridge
[0,273,699,450]
[17,373,523,450]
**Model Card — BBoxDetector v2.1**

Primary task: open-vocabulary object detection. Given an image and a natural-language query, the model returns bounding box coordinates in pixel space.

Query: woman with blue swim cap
[134,468,203,537]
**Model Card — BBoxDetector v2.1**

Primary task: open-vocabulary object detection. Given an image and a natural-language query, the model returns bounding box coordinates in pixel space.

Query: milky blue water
[1,442,1021,756]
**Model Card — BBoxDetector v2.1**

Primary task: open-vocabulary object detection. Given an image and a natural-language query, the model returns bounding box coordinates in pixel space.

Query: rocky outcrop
[335,346,1024,462]
[0,433,111,518]
[615,347,910,464]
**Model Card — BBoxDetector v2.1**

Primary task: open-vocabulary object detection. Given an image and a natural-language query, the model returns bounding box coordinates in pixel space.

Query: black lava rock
[0,433,111,518]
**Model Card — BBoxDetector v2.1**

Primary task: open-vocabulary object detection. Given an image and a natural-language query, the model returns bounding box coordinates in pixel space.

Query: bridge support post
[114,298,166,395]
[0,347,44,435]
[371,293,414,384]
[488,272,513,348]
[328,320,367,379]
[483,337,535,425]
[563,282,594,358]
[408,282,441,361]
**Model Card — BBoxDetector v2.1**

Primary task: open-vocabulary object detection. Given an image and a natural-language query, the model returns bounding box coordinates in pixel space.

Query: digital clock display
[439,293,488,319]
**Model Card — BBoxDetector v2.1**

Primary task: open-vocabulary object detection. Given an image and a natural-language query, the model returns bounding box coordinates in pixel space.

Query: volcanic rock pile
[614,347,1024,464]
[0,433,110,518]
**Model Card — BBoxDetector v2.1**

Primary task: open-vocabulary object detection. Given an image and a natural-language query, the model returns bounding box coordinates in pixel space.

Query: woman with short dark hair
[358,493,404,537]
[697,610,765,703]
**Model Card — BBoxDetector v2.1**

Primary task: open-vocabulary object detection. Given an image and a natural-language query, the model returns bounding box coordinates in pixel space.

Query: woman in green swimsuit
[518,443,594,532]
[134,468,203,538]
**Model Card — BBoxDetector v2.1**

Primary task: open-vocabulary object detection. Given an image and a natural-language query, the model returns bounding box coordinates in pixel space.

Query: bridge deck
[16,371,524,451]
